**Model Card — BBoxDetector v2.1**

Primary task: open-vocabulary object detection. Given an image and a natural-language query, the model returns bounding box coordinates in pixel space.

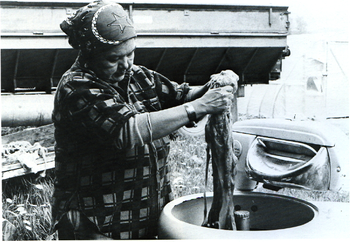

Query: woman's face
[88,38,136,82]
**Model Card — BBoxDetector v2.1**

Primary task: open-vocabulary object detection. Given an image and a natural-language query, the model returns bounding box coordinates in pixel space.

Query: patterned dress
[51,57,190,239]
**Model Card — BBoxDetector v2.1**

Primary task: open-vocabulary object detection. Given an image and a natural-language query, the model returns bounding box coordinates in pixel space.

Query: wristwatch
[184,103,197,127]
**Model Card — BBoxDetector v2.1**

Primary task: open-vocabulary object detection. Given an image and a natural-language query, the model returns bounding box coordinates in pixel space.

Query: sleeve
[149,68,191,109]
[58,73,139,149]
[114,113,153,149]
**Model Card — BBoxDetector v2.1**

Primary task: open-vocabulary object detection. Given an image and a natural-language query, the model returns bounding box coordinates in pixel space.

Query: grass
[1,127,31,136]
[2,121,349,240]
[168,133,212,198]
[256,185,349,202]
[2,171,57,240]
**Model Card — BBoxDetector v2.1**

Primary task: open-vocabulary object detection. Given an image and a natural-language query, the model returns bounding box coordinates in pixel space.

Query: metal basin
[158,192,350,239]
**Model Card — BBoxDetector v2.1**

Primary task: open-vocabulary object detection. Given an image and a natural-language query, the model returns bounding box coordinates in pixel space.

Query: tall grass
[2,172,57,240]
[168,133,211,198]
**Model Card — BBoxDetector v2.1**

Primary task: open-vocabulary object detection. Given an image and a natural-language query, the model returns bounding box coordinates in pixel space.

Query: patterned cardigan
[51,59,191,239]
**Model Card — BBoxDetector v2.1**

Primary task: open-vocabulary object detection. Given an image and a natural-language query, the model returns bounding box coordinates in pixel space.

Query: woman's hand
[190,69,238,117]
[185,70,239,102]
[191,85,234,116]
[208,70,239,93]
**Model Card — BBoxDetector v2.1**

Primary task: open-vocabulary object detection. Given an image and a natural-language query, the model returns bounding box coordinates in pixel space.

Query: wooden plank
[2,161,55,180]
[2,152,55,172]
[2,153,55,180]
[2,126,56,179]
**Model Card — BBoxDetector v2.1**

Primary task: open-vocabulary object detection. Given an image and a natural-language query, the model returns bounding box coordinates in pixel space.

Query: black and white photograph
[1,0,349,240]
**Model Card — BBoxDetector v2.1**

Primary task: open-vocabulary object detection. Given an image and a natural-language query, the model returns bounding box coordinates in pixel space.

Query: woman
[51,0,236,239]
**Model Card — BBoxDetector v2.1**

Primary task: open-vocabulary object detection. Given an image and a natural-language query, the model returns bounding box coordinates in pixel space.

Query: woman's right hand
[191,85,234,117]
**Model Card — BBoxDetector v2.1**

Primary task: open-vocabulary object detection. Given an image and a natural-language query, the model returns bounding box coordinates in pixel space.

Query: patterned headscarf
[60,0,137,56]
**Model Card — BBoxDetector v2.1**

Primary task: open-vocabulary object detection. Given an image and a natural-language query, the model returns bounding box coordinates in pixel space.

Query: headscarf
[60,0,137,57]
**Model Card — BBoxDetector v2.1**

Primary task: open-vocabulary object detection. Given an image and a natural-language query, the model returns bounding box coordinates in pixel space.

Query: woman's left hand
[208,70,239,93]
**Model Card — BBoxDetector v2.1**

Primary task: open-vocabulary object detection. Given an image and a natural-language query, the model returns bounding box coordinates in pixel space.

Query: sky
[285,0,349,34]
